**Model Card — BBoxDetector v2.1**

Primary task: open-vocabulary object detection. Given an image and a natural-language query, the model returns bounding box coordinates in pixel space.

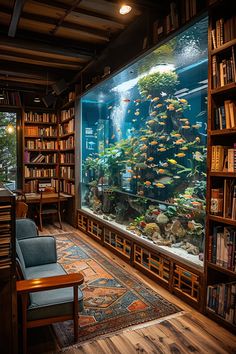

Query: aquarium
[80,17,208,267]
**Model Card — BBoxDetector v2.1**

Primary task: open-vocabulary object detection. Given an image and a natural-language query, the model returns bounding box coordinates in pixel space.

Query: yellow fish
[155,103,163,108]
[146,95,152,100]
[149,141,158,145]
[155,183,165,188]
[151,97,159,102]
[180,146,188,150]
[192,124,201,129]
[176,108,183,112]
[168,159,178,164]
[147,120,156,125]
[133,152,139,157]
[140,144,148,151]
[171,133,181,137]
[150,111,157,116]
[182,125,190,129]
[134,111,140,116]
[159,135,166,139]
[160,115,168,119]
[179,99,187,103]
[158,148,166,152]
[147,157,154,162]
[175,153,186,158]
[144,181,152,186]
[158,122,166,125]
[167,104,175,110]
[175,139,185,145]
[179,118,188,122]
[140,137,148,141]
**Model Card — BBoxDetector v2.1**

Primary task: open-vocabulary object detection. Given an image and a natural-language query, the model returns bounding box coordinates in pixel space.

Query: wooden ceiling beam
[8,0,26,37]
[0,33,94,60]
[0,75,55,86]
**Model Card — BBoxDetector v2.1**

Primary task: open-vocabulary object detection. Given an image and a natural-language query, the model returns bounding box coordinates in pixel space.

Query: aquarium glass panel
[80,17,208,267]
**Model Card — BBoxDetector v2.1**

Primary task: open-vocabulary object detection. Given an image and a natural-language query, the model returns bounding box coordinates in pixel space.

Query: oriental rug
[52,232,181,347]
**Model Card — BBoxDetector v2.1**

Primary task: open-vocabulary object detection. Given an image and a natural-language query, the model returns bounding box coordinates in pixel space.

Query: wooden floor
[26,222,236,354]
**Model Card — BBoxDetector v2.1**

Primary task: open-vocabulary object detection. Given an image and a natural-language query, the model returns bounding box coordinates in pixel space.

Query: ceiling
[0,0,160,94]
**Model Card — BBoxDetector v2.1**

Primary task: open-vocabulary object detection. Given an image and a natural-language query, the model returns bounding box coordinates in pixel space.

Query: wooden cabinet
[205,0,236,332]
[0,188,17,353]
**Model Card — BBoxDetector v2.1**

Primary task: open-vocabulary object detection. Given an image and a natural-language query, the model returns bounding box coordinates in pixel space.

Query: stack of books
[214,100,236,130]
[210,180,236,219]
[211,144,236,172]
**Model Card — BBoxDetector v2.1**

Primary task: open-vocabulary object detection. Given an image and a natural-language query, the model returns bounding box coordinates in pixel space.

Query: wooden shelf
[59,148,74,152]
[210,38,236,55]
[60,98,76,110]
[211,82,236,95]
[60,116,75,124]
[26,149,58,152]
[59,163,75,166]
[59,132,74,139]
[208,215,236,226]
[210,128,236,136]
[209,171,236,177]
[24,163,57,166]
[24,135,57,139]
[207,262,236,277]
[25,176,57,180]
[206,309,236,333]
[24,121,57,125]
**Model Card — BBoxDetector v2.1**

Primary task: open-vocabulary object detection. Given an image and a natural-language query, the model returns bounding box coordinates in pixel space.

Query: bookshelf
[23,108,59,193]
[0,188,17,353]
[206,0,236,332]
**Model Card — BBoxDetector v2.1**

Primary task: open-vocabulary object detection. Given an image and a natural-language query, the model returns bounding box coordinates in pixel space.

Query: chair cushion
[16,218,38,240]
[19,236,57,267]
[25,262,65,280]
[16,240,26,279]
[27,287,84,321]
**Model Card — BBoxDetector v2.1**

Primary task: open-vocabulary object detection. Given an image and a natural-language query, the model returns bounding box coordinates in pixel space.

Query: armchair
[15,219,84,354]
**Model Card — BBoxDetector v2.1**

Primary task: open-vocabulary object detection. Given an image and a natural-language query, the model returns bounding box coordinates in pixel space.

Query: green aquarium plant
[138,71,179,96]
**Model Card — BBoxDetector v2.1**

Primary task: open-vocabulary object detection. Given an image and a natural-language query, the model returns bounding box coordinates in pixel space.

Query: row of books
[24,167,57,178]
[60,153,75,164]
[214,100,236,130]
[60,180,75,195]
[207,282,236,325]
[24,180,38,193]
[24,126,57,137]
[0,91,21,106]
[24,151,58,164]
[212,49,236,89]
[59,120,74,135]
[211,16,236,49]
[58,137,74,150]
[25,112,57,123]
[61,107,75,121]
[26,140,58,150]
[208,226,236,271]
[211,145,236,172]
[60,166,75,180]
[0,206,12,269]
[210,180,236,219]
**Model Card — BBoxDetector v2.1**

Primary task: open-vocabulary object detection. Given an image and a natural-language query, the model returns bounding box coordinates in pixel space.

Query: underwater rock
[144,223,160,238]
[145,213,157,223]
[171,241,184,248]
[115,202,129,223]
[181,242,199,255]
[165,219,186,240]
[156,213,169,224]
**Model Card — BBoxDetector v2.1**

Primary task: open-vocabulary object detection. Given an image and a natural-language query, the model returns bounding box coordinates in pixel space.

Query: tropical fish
[171,133,181,137]
[195,137,201,142]
[179,118,188,122]
[192,124,201,129]
[180,146,188,150]
[193,151,204,161]
[167,104,175,110]
[168,159,177,164]
[150,111,157,116]
[127,169,133,173]
[173,175,181,179]
[183,194,193,199]
[108,106,113,110]
[179,99,187,103]
[149,141,158,145]
[182,125,191,129]
[159,135,167,140]
[141,153,147,157]
[137,190,144,196]
[158,147,166,152]
[146,95,152,100]
[151,97,159,102]
[155,103,163,108]
[140,137,148,141]
[175,153,186,157]
[144,181,152,186]
[140,144,148,151]
[147,120,156,125]
[157,169,166,174]
[133,152,139,157]
[159,144,164,147]
[134,111,140,116]
[134,99,141,103]
[176,108,183,112]
[133,176,137,179]
[123,98,130,102]
[160,115,168,119]
[158,122,166,125]
[147,157,154,162]
[175,139,185,145]
[154,183,165,188]
[156,177,173,184]
[159,162,169,167]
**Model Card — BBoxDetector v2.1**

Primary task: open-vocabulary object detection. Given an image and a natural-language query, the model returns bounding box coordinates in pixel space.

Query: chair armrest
[19,236,57,267]
[16,273,84,294]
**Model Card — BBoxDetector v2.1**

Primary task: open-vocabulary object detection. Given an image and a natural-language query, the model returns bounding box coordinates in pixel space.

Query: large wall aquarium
[80,17,208,267]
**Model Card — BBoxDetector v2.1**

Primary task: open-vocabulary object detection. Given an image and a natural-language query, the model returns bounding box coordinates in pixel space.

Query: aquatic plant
[138,71,179,96]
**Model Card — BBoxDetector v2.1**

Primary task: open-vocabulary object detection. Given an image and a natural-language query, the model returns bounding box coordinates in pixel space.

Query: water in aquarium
[80,17,208,266]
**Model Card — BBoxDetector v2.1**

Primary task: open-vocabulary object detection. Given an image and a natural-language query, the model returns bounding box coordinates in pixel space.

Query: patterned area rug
[52,232,181,347]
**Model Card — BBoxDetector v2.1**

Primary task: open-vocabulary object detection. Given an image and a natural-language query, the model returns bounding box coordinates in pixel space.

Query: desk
[21,193,72,204]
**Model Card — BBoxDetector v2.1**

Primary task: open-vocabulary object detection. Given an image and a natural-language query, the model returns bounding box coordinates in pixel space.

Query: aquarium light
[6,124,14,134]
[119,4,132,15]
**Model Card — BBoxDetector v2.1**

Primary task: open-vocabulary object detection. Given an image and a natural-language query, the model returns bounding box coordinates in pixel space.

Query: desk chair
[39,189,62,231]
[16,201,28,218]
[15,219,84,354]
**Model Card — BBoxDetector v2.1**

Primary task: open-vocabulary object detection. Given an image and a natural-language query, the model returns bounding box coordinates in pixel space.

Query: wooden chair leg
[58,211,62,229]
[73,286,78,342]
[21,294,28,354]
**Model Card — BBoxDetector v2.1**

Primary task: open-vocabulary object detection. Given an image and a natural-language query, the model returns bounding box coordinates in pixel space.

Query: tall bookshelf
[0,188,17,353]
[205,0,236,333]
[23,108,59,193]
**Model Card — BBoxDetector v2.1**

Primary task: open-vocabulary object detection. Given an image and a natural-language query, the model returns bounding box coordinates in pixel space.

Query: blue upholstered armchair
[16,219,84,354]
